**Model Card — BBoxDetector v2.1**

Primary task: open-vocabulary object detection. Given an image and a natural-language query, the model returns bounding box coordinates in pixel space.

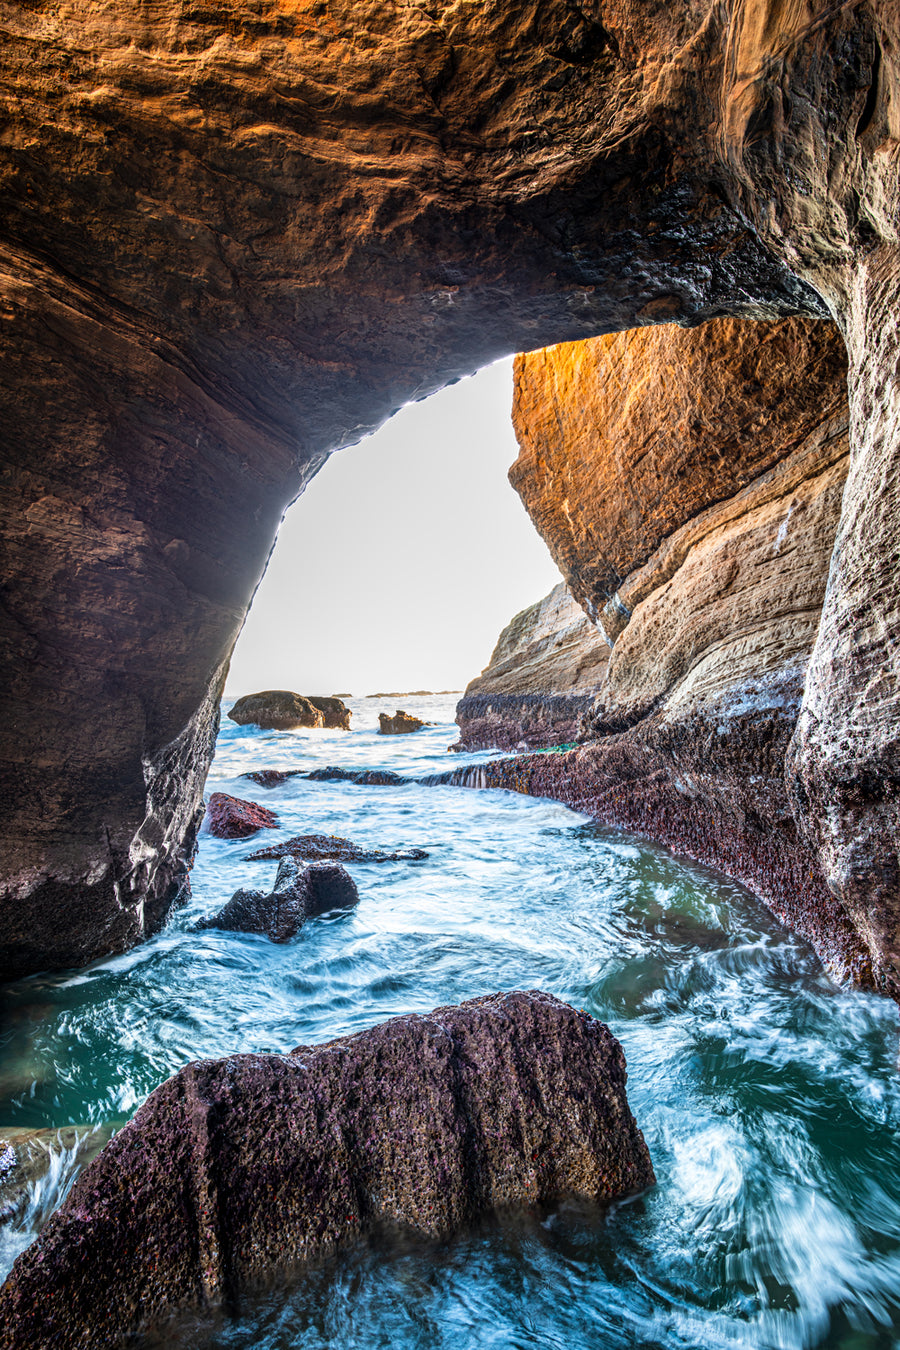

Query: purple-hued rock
[0,991,653,1347]
[246,833,427,863]
[204,792,278,839]
[196,858,359,941]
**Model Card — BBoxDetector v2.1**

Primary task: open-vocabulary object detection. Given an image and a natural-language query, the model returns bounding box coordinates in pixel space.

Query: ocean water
[2,694,900,1349]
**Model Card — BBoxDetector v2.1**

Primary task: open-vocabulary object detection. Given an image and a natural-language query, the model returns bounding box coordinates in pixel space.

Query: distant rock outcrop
[0,992,653,1346]
[454,582,610,751]
[204,793,278,839]
[227,692,351,731]
[196,857,358,941]
[379,710,427,735]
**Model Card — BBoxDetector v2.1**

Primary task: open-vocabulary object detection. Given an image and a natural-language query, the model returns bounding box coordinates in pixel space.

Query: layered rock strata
[489,319,870,985]
[454,582,609,751]
[1,0,899,979]
[0,991,653,1347]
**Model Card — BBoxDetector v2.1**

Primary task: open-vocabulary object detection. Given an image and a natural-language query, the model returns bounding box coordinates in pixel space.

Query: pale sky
[227,358,563,698]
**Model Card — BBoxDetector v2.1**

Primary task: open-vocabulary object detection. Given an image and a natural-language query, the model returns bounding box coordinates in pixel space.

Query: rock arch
[1,0,898,984]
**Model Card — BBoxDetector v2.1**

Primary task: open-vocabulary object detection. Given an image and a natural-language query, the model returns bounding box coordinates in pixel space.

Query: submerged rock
[304,765,409,786]
[379,710,427,735]
[196,857,358,941]
[0,992,654,1345]
[246,833,427,864]
[242,769,305,788]
[204,793,278,840]
[228,690,325,730]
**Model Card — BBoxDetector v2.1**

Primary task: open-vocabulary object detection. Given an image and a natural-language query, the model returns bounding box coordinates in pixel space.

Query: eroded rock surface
[305,766,409,785]
[246,833,427,864]
[0,992,653,1348]
[195,857,358,940]
[0,0,899,978]
[454,582,609,751]
[204,793,278,840]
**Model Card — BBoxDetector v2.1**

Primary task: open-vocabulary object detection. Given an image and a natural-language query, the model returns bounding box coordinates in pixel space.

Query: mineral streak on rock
[195,857,358,941]
[204,792,278,840]
[0,992,654,1347]
[0,0,898,979]
[246,833,427,864]
[379,711,427,735]
[454,582,610,751]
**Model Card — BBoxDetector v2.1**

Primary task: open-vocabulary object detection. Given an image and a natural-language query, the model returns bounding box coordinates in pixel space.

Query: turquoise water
[2,695,900,1348]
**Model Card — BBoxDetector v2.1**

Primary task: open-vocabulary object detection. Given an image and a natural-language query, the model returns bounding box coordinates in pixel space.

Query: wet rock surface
[195,857,358,941]
[379,711,427,735]
[0,991,654,1347]
[0,1125,114,1229]
[246,834,428,864]
[204,793,278,840]
[454,583,609,751]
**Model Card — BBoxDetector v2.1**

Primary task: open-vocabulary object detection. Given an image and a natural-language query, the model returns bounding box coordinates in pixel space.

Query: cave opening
[227,358,562,704]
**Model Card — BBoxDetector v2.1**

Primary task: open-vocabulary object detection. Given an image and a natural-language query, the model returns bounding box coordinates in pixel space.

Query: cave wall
[501,317,867,983]
[0,0,898,979]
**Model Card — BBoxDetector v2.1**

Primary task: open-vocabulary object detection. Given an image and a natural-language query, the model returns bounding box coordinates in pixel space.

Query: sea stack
[453,582,610,752]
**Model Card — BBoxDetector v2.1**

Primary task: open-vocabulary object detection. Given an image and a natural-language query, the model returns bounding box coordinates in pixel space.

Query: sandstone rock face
[0,0,898,978]
[454,581,610,751]
[204,793,278,840]
[0,992,654,1347]
[379,711,426,735]
[196,857,358,940]
[501,318,871,985]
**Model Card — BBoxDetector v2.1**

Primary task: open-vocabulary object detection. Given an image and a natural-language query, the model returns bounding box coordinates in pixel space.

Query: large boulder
[227,691,325,730]
[305,696,352,730]
[204,792,278,840]
[195,857,359,941]
[0,992,654,1347]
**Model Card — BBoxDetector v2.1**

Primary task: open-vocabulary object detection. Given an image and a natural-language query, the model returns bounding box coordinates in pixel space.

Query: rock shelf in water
[0,991,654,1347]
[195,857,359,941]
[304,766,410,786]
[378,710,429,735]
[246,833,428,864]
